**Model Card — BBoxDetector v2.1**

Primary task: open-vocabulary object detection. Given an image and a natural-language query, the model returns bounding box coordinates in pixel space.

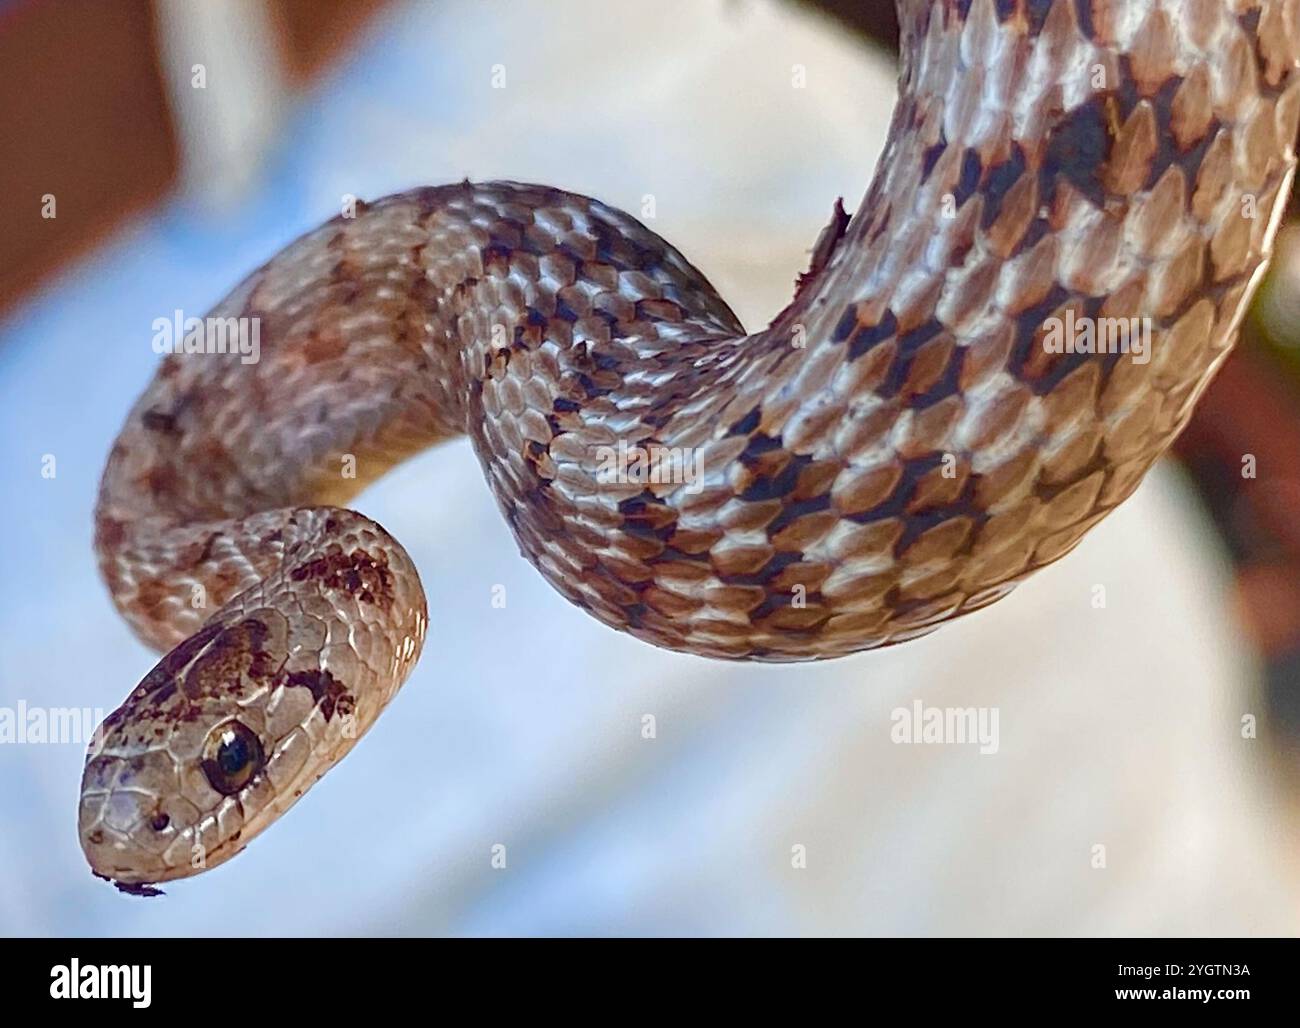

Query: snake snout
[78,748,204,888]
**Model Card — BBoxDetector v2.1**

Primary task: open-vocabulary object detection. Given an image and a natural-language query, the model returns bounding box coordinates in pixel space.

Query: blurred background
[1,0,1298,935]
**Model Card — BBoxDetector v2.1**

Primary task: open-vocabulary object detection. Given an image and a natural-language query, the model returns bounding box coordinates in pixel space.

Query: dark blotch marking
[921,138,947,182]
[480,243,512,276]
[617,491,659,516]
[1041,100,1110,208]
[290,548,395,608]
[284,669,354,723]
[845,453,946,525]
[147,681,177,708]
[484,347,511,380]
[141,407,180,435]
[1011,214,1052,258]
[847,309,899,361]
[765,493,832,537]
[574,373,611,400]
[1008,283,1072,386]
[183,618,277,700]
[740,452,811,503]
[728,407,762,436]
[718,550,803,589]
[130,620,225,710]
[1074,0,1096,38]
[832,305,861,343]
[1008,287,1102,395]
[1144,75,1220,190]
[742,431,783,459]
[623,601,649,629]
[953,148,983,208]
[616,490,678,543]
[909,348,966,409]
[1026,0,1053,33]
[877,319,948,400]
[896,317,944,357]
[196,531,221,565]
[979,143,1028,230]
[893,503,972,557]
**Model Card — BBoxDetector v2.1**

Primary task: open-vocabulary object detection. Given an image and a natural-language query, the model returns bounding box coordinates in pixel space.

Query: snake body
[80,0,1300,890]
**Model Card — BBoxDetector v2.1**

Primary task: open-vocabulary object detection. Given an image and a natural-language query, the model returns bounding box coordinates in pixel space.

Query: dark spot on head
[182,618,277,699]
[148,681,177,708]
[141,407,180,434]
[283,669,353,722]
[289,549,395,608]
[131,621,225,708]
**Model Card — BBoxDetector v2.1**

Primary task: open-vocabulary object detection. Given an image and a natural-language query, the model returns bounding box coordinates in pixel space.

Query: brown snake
[80,0,1300,891]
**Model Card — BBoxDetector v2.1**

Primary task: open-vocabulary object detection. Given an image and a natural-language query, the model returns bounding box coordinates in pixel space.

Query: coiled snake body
[81,0,1300,890]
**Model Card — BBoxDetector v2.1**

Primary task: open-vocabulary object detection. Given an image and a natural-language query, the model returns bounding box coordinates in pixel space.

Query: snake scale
[80,0,1300,891]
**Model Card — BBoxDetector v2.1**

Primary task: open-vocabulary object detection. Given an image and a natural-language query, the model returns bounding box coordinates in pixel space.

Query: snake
[79,0,1300,893]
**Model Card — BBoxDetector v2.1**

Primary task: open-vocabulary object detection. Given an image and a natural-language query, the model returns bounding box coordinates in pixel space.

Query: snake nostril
[150,812,170,832]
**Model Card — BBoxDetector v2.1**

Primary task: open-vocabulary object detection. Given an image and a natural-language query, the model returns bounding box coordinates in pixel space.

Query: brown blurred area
[0,0,174,311]
[3,0,1300,749]
[0,0,385,314]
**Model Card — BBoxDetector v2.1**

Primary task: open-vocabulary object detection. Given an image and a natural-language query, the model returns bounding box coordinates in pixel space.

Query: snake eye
[201,720,265,795]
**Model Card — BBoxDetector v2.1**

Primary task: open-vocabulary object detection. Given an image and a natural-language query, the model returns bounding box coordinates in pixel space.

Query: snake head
[78,610,362,889]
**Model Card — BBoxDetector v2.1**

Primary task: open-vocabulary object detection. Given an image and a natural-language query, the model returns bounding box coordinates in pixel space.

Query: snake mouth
[91,872,166,898]
[79,806,253,891]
